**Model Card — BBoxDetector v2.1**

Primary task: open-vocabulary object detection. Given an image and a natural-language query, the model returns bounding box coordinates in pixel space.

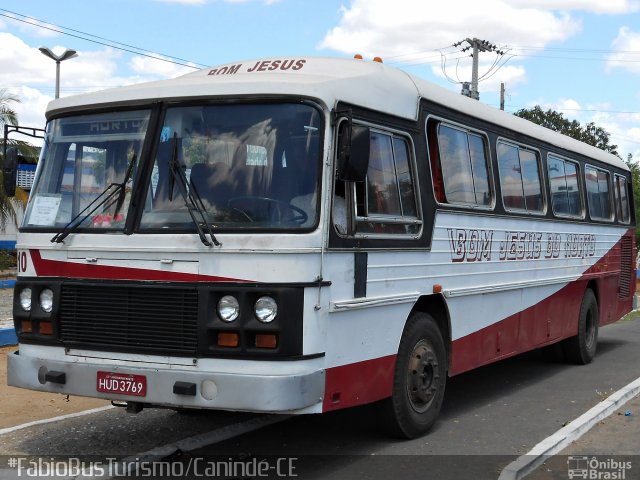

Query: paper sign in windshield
[29,194,62,226]
[246,145,268,166]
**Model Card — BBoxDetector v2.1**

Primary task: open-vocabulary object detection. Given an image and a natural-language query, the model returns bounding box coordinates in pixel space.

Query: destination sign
[61,118,148,137]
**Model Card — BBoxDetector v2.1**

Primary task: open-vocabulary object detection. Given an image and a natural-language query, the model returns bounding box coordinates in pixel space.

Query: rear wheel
[562,289,599,365]
[382,312,447,439]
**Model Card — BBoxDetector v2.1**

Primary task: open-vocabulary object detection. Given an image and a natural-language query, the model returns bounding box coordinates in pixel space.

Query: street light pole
[38,47,78,99]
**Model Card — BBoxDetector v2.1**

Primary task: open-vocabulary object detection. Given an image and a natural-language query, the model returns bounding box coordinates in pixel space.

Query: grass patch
[0,250,16,271]
[619,308,640,323]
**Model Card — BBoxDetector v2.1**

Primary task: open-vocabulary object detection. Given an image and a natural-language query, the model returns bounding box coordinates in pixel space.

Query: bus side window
[585,165,613,221]
[548,154,582,218]
[430,121,492,207]
[333,180,347,234]
[614,174,631,224]
[333,126,421,237]
[366,132,402,216]
[427,121,446,203]
[497,141,544,214]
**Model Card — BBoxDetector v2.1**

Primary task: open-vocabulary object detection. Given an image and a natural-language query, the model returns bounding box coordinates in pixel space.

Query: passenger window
[548,155,582,218]
[434,124,491,206]
[497,141,544,213]
[333,127,421,237]
[366,132,402,216]
[394,137,418,217]
[585,165,612,221]
[614,174,631,224]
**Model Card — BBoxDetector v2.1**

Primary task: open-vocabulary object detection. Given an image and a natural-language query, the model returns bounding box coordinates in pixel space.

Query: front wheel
[381,312,447,439]
[562,289,599,365]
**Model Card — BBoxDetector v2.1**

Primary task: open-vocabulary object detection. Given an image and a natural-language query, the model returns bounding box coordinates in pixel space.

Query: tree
[0,89,33,230]
[626,154,640,245]
[0,89,19,127]
[516,106,639,244]
[515,106,618,156]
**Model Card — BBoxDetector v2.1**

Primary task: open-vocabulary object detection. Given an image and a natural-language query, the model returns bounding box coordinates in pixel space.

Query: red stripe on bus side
[323,354,396,412]
[450,232,635,375]
[28,249,254,283]
[322,230,635,411]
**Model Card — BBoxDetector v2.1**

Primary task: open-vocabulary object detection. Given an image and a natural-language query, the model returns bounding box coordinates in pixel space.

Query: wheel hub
[406,340,440,413]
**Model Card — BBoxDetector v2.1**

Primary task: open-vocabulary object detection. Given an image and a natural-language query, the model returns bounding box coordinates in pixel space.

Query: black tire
[562,289,599,365]
[381,312,447,439]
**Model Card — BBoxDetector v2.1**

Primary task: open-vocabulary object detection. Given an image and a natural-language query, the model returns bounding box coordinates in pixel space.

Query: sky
[1,0,640,159]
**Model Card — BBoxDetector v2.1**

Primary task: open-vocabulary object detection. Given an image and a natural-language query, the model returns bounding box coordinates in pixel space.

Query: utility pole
[453,38,504,101]
[500,82,505,111]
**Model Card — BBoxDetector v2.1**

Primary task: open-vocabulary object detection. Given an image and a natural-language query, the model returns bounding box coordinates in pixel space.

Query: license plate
[96,371,147,397]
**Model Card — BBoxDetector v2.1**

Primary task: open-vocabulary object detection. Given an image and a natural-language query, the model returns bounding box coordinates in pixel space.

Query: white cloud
[556,98,583,115]
[319,0,585,58]
[154,0,281,4]
[0,32,159,130]
[0,13,59,38]
[129,55,198,79]
[509,0,640,14]
[223,0,282,3]
[607,27,640,75]
[10,86,51,133]
[434,61,527,94]
[526,98,640,158]
[154,0,207,4]
[624,127,640,159]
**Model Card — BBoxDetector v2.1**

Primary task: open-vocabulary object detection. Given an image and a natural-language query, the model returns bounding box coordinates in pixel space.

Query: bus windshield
[23,102,322,234]
[140,103,322,231]
[23,110,150,230]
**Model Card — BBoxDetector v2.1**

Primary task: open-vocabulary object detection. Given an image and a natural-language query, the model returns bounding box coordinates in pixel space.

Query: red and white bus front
[8,100,329,414]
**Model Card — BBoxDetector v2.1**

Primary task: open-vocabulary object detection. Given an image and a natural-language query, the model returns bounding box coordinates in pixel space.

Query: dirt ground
[0,345,109,429]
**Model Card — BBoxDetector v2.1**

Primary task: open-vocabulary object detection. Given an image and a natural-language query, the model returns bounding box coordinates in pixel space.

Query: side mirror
[3,147,18,197]
[337,122,370,182]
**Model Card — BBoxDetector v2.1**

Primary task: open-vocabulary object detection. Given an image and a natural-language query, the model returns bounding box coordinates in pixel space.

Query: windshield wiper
[50,154,137,244]
[168,134,221,247]
[112,153,137,218]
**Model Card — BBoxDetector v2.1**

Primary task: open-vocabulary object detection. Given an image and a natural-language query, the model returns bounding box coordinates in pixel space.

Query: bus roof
[47,56,626,171]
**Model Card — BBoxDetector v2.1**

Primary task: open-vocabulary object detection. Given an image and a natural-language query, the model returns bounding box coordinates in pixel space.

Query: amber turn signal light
[255,334,278,349]
[39,322,53,335]
[217,332,239,348]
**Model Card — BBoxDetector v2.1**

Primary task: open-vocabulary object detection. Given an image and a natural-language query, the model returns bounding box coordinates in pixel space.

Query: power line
[508,44,640,55]
[502,105,640,115]
[450,38,509,100]
[0,8,207,69]
[386,42,640,71]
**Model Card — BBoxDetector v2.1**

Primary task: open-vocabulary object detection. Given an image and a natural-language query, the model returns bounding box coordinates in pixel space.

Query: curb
[0,279,15,289]
[499,376,640,480]
[0,280,16,346]
[0,405,115,437]
[0,327,16,346]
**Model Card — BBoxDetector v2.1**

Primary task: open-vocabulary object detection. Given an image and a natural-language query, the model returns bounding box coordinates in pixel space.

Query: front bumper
[7,348,325,413]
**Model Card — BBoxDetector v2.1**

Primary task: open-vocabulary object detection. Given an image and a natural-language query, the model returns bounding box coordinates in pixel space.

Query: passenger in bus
[288,157,317,227]
[189,162,234,211]
[205,134,238,167]
[332,182,347,234]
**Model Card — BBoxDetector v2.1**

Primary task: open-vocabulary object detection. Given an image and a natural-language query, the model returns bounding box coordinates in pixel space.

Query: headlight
[217,295,240,322]
[19,288,32,312]
[39,288,54,313]
[255,296,277,323]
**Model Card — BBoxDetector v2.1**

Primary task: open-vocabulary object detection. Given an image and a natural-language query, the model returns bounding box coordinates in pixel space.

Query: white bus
[6,56,635,438]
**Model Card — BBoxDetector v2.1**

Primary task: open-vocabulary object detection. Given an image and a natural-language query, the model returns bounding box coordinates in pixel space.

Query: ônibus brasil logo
[568,456,632,479]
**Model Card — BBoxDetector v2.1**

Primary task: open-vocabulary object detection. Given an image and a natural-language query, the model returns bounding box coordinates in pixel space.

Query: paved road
[1,315,639,479]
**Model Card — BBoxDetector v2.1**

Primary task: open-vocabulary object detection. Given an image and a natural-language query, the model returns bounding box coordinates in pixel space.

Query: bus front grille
[59,283,199,356]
